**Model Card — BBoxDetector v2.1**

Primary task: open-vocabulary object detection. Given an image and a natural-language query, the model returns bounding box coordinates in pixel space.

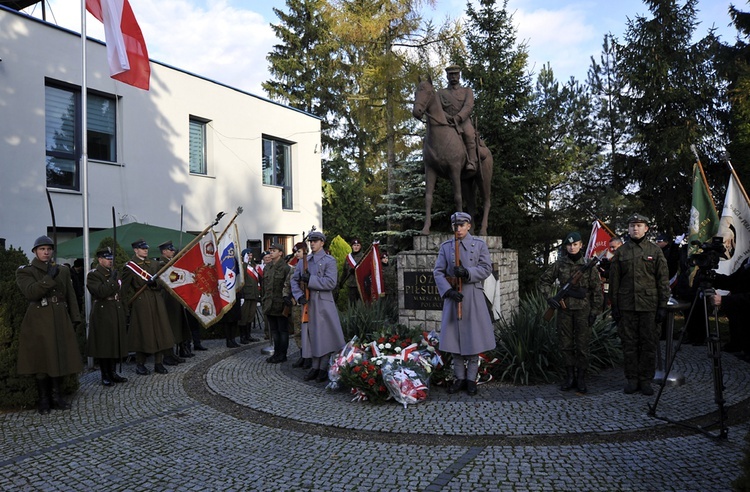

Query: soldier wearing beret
[438,65,478,173]
[86,247,129,386]
[291,231,345,383]
[120,239,175,375]
[340,238,365,304]
[609,214,670,395]
[16,235,83,414]
[540,231,603,393]
[239,248,261,344]
[261,243,293,363]
[433,212,495,396]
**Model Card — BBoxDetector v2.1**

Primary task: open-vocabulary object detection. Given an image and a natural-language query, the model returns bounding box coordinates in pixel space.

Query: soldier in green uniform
[438,64,478,173]
[16,235,83,414]
[609,214,670,395]
[86,247,129,386]
[340,238,365,304]
[261,243,294,363]
[540,232,603,393]
[121,239,175,375]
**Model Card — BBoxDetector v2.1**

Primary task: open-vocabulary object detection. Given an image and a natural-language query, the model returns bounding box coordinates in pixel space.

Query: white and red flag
[161,233,229,328]
[86,0,151,90]
[585,220,612,259]
[355,242,385,304]
[216,224,241,308]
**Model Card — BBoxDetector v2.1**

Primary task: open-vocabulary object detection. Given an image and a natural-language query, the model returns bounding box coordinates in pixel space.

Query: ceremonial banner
[161,233,228,328]
[688,161,720,257]
[216,223,241,307]
[585,220,612,259]
[355,242,385,304]
[717,174,750,275]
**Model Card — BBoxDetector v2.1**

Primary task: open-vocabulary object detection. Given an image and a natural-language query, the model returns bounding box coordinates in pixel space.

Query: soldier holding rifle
[540,232,603,393]
[433,212,495,396]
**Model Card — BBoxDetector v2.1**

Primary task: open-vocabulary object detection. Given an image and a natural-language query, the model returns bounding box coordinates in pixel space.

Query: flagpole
[81,0,93,368]
[691,145,719,210]
[217,207,243,242]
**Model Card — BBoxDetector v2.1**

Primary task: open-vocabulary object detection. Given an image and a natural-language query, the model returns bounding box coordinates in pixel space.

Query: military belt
[30,296,65,307]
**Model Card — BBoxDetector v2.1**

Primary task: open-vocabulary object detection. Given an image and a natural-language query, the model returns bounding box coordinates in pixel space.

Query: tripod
[647,282,728,439]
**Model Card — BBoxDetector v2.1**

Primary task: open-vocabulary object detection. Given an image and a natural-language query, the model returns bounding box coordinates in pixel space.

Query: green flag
[688,162,719,257]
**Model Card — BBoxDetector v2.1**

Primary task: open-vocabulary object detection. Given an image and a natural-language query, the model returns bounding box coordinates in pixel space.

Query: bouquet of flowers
[327,337,363,390]
[380,357,430,408]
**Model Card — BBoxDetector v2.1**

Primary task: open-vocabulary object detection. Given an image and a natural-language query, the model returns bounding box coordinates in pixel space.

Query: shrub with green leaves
[339,296,399,341]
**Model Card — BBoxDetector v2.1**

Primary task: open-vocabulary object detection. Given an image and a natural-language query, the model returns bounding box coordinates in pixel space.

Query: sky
[22,0,740,96]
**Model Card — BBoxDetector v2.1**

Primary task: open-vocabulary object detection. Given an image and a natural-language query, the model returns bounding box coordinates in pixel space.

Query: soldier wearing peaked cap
[120,238,175,376]
[539,231,602,393]
[16,235,83,414]
[434,212,495,396]
[609,213,670,396]
[438,65,478,174]
[86,247,129,386]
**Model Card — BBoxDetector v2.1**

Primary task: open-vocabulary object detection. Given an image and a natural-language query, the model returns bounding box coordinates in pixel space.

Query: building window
[189,118,208,175]
[45,84,117,190]
[262,137,293,210]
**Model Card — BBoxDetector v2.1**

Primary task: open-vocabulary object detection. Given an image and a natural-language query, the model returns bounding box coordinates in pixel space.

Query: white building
[0,5,322,259]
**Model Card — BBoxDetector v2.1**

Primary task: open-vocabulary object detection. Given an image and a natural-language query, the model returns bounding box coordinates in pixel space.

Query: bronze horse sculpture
[411,76,493,236]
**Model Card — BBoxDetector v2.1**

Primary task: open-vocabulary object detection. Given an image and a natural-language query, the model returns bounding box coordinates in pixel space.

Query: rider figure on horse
[438,64,478,174]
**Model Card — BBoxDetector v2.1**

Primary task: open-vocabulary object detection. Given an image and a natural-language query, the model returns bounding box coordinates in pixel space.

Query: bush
[339,296,399,341]
[490,290,622,385]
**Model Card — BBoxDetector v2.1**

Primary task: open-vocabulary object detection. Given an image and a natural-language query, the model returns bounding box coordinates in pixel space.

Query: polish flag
[86,0,150,90]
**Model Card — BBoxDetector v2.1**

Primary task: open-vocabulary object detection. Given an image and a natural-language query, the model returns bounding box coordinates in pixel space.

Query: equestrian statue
[411,64,493,236]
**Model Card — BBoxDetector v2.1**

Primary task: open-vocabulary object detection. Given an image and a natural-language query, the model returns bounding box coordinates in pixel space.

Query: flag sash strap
[246,265,259,283]
[125,260,152,282]
[346,253,358,269]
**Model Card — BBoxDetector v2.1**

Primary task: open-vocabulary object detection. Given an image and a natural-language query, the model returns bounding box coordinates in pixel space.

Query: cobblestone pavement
[1,339,748,491]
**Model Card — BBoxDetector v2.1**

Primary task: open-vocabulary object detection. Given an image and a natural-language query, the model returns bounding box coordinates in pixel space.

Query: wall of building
[0,7,321,258]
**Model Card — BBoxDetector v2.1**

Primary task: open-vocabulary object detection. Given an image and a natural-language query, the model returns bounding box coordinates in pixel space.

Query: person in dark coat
[261,243,293,363]
[434,212,496,396]
[86,247,129,386]
[340,238,364,304]
[120,239,175,375]
[540,232,603,393]
[239,248,261,344]
[16,235,83,414]
[157,241,187,365]
[609,214,670,396]
[291,231,345,383]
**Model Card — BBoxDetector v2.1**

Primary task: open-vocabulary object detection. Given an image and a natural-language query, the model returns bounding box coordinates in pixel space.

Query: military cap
[308,231,326,242]
[445,64,461,73]
[269,242,285,253]
[96,247,113,259]
[564,231,582,244]
[260,250,270,258]
[32,235,54,251]
[158,240,175,252]
[131,238,149,249]
[293,242,307,253]
[451,211,472,224]
[627,213,650,224]
[73,258,84,267]
[241,248,252,257]
[655,232,670,243]
[350,238,361,245]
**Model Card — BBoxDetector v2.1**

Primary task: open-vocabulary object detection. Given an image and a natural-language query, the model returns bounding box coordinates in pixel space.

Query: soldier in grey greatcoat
[609,214,670,396]
[16,235,83,414]
[291,231,345,383]
[434,212,495,396]
[86,247,129,386]
[540,232,603,393]
[120,239,175,375]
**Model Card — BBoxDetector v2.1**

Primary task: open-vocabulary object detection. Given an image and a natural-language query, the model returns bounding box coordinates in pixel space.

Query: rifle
[543,251,606,322]
[300,226,315,323]
[45,190,58,265]
[454,223,462,320]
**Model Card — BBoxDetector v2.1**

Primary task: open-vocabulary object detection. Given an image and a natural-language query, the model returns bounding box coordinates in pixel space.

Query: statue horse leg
[421,162,438,235]
[478,155,493,236]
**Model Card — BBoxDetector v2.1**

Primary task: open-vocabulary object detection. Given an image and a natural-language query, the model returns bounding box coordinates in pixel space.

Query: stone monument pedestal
[396,234,518,333]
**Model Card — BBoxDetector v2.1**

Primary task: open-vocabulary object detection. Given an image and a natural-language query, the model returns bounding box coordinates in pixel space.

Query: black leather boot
[110,359,128,383]
[179,342,194,358]
[100,359,113,386]
[560,366,576,391]
[447,379,467,394]
[239,325,250,344]
[576,367,587,393]
[50,377,70,410]
[36,377,51,415]
[303,369,319,381]
[193,341,208,351]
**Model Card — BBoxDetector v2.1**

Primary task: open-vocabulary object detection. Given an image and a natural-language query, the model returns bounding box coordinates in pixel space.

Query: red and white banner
[355,242,385,304]
[161,232,230,328]
[585,220,612,259]
[717,174,750,275]
[86,0,151,90]
[216,223,241,308]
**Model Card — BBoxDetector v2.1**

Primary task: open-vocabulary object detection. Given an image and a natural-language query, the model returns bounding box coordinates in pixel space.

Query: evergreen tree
[618,0,724,234]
